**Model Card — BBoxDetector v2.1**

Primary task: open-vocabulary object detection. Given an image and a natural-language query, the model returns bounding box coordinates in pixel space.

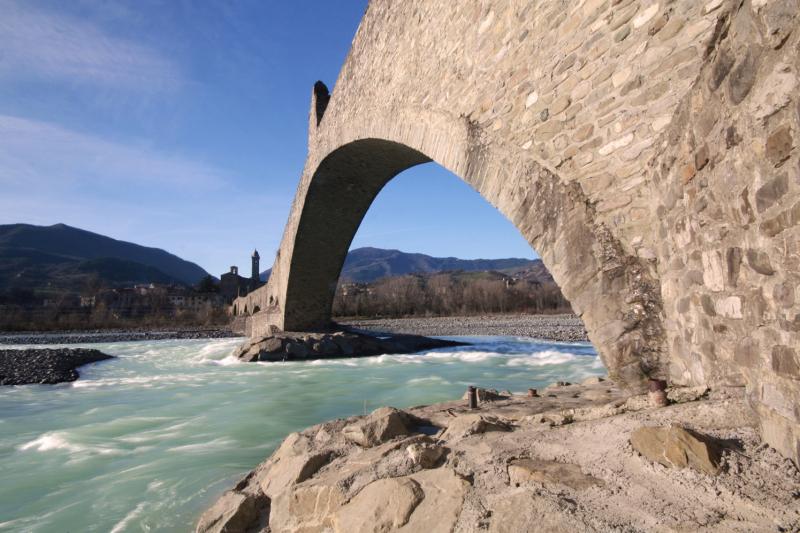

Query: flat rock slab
[508,458,604,490]
[630,425,722,475]
[235,330,466,362]
[0,348,114,385]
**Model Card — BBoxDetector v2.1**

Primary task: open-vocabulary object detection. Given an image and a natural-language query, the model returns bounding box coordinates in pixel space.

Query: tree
[196,275,219,293]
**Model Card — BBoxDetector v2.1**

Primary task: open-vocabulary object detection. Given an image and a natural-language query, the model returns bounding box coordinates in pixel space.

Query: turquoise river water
[0,336,603,532]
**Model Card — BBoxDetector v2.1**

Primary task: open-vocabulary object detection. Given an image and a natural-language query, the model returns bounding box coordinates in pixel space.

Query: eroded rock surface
[343,407,414,447]
[508,458,604,490]
[198,382,800,532]
[195,490,266,533]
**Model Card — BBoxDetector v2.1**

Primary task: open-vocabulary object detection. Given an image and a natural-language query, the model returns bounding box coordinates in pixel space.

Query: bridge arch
[232,0,800,462]
[251,110,665,391]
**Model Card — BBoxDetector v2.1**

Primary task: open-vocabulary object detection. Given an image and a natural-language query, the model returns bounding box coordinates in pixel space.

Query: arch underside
[283,139,430,330]
[270,133,666,392]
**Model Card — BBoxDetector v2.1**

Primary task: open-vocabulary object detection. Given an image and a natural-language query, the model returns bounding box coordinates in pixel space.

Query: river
[0,336,603,532]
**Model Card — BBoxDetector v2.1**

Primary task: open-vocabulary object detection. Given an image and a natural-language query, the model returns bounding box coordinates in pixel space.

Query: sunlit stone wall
[235,0,800,462]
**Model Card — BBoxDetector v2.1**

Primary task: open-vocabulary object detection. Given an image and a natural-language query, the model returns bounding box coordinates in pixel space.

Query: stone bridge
[235,0,800,462]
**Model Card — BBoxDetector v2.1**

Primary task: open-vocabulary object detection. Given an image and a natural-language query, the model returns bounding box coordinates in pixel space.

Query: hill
[0,223,209,292]
[262,247,543,283]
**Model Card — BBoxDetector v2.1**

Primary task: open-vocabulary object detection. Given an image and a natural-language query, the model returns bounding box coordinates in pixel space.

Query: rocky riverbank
[0,326,237,345]
[235,330,466,362]
[198,381,799,532]
[0,348,114,385]
[341,313,588,342]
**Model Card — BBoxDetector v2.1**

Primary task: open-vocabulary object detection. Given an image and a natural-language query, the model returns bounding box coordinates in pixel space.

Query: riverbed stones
[0,348,114,386]
[630,426,723,475]
[343,315,588,342]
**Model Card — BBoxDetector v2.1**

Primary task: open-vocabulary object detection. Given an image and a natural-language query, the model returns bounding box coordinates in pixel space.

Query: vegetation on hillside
[332,270,571,318]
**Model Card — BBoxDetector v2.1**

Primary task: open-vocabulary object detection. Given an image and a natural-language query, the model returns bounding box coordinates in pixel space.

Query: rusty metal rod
[467,385,478,409]
[648,379,668,407]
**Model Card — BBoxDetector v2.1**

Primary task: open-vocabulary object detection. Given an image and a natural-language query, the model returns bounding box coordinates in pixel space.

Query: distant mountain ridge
[0,223,210,291]
[261,247,545,283]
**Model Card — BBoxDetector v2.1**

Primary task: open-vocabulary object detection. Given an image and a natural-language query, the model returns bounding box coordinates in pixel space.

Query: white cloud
[0,0,180,90]
[0,114,226,190]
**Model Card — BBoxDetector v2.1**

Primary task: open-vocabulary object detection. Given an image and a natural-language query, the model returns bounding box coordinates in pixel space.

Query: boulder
[195,490,265,533]
[331,477,424,532]
[331,334,356,355]
[581,376,605,385]
[406,441,447,468]
[508,458,603,490]
[258,350,285,362]
[257,433,332,498]
[270,482,345,532]
[441,414,512,440]
[630,425,722,475]
[312,337,340,356]
[285,341,310,359]
[236,336,285,362]
[343,407,413,447]
[398,468,469,532]
[259,336,285,354]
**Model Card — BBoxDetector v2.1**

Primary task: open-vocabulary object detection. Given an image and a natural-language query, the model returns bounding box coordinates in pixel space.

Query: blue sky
[0,0,537,276]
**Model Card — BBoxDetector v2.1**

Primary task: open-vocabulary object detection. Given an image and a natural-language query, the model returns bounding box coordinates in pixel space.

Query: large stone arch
[243,110,665,391]
[235,0,800,462]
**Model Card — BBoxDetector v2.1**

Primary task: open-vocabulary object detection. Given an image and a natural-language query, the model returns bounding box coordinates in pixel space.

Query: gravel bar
[0,348,114,385]
[340,314,588,342]
[0,327,238,345]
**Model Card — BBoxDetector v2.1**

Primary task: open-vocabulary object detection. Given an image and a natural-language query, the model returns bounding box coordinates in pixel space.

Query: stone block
[630,426,722,475]
[756,174,789,212]
[765,126,794,167]
[772,345,800,379]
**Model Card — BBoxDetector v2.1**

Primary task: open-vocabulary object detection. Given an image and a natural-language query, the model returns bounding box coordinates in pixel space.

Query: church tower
[251,249,260,283]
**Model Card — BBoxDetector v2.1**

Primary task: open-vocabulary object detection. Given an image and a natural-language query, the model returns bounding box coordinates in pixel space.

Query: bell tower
[251,249,260,283]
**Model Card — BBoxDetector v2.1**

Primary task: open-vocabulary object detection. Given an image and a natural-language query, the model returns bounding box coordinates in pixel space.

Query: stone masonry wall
[648,0,800,463]
[234,0,800,462]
